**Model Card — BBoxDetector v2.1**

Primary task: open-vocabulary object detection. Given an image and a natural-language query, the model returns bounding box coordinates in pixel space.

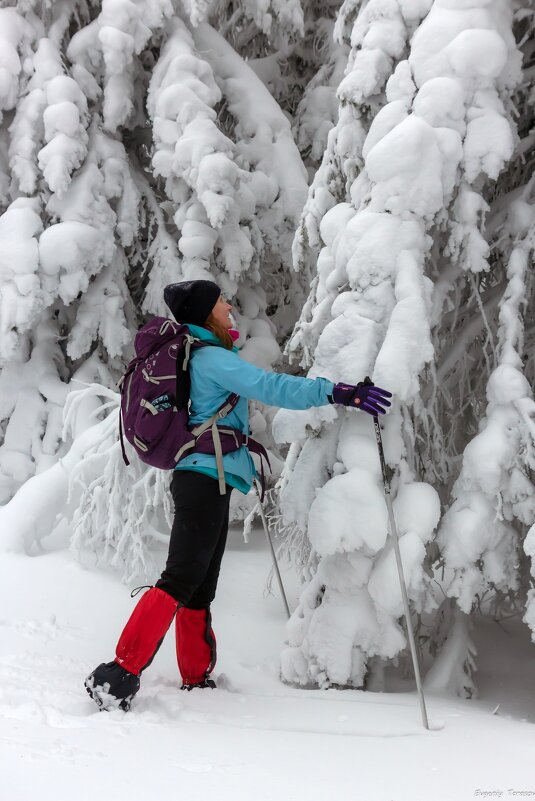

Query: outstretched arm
[198,347,334,410]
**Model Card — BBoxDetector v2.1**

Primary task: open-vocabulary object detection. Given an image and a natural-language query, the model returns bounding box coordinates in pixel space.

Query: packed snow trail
[1,525,535,801]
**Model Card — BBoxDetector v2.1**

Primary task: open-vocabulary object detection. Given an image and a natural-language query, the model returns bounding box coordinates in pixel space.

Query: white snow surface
[1,527,535,801]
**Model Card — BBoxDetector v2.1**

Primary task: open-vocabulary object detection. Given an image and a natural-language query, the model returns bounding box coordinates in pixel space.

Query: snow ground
[1,524,534,801]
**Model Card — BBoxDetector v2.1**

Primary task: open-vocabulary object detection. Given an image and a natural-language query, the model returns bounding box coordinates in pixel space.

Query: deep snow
[1,523,535,801]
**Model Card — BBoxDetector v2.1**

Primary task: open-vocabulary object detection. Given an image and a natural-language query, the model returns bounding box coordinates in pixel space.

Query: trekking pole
[367,390,429,730]
[253,480,291,619]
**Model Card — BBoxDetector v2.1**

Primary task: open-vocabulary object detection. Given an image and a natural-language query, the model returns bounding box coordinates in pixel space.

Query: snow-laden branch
[192,22,308,224]
[0,8,33,124]
[289,0,432,365]
[0,384,118,555]
[441,227,535,617]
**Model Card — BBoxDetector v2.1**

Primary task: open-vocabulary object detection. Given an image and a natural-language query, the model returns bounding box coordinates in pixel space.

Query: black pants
[155,471,232,609]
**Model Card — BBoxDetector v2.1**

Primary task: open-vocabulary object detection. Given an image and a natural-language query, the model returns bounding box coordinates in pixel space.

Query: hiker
[85,280,392,710]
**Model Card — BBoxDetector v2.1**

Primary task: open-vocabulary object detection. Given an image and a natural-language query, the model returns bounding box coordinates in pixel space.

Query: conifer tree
[275,0,534,692]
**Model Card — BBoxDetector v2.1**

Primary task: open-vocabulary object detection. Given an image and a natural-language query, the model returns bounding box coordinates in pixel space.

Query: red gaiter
[115,587,178,676]
[175,607,216,685]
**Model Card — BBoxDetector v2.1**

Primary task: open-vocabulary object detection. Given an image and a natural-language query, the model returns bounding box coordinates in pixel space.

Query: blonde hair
[204,313,234,350]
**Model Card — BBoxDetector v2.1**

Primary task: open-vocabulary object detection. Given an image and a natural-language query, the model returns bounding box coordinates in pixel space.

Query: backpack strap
[189,393,240,494]
[182,333,198,370]
[176,333,208,411]
[118,409,130,467]
[204,426,272,501]
[212,420,225,495]
[117,369,137,466]
[244,437,271,501]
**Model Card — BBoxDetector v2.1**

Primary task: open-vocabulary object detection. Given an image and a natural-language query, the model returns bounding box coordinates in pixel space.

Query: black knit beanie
[163,280,221,325]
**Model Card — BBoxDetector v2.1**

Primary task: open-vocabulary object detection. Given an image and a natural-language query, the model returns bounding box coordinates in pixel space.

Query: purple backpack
[118,317,244,493]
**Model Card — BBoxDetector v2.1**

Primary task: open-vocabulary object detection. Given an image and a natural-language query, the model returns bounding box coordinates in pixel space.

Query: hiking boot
[84,661,140,711]
[181,677,216,691]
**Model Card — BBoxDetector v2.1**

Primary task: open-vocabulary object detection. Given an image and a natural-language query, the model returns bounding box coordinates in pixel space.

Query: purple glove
[329,380,392,416]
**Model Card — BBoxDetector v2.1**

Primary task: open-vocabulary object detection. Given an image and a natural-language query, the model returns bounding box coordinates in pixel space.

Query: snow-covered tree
[275,0,534,692]
[437,5,535,679]
[0,0,312,567]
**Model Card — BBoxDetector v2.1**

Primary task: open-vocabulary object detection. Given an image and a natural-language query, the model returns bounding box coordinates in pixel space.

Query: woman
[85,280,392,711]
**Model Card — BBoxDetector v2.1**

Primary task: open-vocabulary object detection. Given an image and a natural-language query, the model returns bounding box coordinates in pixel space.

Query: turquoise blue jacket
[175,325,335,494]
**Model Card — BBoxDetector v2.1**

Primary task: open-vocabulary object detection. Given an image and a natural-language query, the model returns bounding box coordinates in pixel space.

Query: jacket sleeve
[198,347,334,409]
